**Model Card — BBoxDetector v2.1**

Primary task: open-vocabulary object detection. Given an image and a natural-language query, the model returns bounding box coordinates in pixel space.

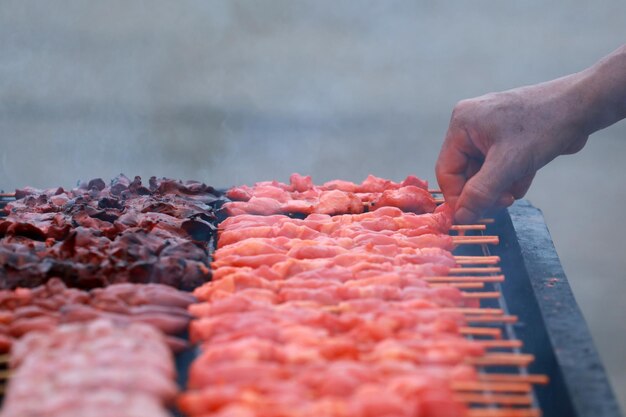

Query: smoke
[1,0,462,189]
[1,0,625,190]
[2,0,624,187]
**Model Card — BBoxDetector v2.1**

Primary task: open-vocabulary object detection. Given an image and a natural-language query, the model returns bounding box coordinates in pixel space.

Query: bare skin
[436,45,626,224]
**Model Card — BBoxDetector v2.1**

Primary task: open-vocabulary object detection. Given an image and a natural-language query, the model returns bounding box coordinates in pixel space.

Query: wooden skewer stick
[0,193,15,198]
[453,236,500,245]
[452,381,532,393]
[449,267,502,274]
[461,291,501,299]
[430,282,485,289]
[460,327,502,339]
[476,340,523,349]
[477,218,495,224]
[323,306,505,316]
[425,275,504,283]
[479,374,549,385]
[451,225,487,231]
[442,308,504,315]
[452,236,499,243]
[466,353,535,367]
[428,189,443,194]
[435,198,445,204]
[465,315,518,324]
[467,409,541,417]
[454,256,500,265]
[455,393,533,406]
[454,259,500,266]
[452,235,498,241]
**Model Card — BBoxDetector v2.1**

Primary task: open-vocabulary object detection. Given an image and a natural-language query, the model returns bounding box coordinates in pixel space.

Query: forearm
[575,45,626,135]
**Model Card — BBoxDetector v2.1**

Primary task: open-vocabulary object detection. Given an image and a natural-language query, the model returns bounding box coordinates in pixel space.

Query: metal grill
[0,190,621,417]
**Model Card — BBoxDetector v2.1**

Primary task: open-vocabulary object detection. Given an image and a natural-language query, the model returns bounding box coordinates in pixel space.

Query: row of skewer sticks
[0,191,546,417]
[437,189,545,417]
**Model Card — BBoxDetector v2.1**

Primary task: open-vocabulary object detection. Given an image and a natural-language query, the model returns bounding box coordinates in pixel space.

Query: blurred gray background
[1,0,625,410]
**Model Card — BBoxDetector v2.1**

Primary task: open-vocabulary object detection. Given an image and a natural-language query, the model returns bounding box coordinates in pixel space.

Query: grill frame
[0,192,621,416]
[490,200,622,417]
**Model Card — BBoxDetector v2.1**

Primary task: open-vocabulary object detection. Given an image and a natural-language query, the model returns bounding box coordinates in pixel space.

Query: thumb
[454,153,517,224]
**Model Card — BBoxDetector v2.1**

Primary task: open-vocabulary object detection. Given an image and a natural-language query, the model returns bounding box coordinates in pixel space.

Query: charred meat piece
[0,175,224,289]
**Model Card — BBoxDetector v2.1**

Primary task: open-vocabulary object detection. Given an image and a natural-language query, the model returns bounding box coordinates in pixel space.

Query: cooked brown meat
[0,175,224,289]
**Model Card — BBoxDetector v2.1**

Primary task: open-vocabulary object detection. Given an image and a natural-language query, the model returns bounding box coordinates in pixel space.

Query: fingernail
[496,194,514,208]
[455,207,478,224]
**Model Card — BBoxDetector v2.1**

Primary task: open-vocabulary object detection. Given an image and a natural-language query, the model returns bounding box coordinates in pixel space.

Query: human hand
[436,80,591,224]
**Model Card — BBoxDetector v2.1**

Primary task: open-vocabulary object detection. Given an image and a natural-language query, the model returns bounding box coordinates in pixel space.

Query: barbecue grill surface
[0,195,621,416]
[172,199,622,417]
[488,200,622,417]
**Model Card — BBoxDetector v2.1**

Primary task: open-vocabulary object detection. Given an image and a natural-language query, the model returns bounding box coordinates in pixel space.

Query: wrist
[574,45,626,135]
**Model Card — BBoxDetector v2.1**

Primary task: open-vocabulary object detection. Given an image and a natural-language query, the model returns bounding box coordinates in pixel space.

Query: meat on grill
[0,277,195,353]
[224,173,436,216]
[181,179,477,417]
[0,175,223,289]
[180,363,472,417]
[217,204,452,248]
[0,319,177,417]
